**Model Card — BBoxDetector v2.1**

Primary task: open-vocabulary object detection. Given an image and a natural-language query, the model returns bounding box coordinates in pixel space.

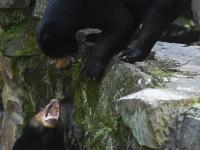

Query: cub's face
[12,100,65,150]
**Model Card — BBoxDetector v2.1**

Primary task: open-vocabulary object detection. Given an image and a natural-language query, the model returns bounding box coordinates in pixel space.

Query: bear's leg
[120,2,183,63]
[81,24,134,80]
[81,3,141,80]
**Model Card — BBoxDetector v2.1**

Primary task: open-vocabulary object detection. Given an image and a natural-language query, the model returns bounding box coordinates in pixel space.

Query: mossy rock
[0,74,4,91]
[0,9,40,56]
[0,9,29,28]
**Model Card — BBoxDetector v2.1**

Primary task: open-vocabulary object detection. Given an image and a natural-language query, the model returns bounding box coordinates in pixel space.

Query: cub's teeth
[44,116,49,121]
[44,116,50,121]
[48,113,51,117]
[44,112,59,121]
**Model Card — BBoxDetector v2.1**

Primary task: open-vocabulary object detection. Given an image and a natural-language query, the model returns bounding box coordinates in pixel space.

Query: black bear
[12,99,79,150]
[36,0,189,79]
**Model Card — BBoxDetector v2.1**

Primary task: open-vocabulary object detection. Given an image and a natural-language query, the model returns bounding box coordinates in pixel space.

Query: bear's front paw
[119,48,149,63]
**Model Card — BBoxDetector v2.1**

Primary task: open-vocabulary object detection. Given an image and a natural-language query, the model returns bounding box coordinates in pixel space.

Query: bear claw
[119,48,148,63]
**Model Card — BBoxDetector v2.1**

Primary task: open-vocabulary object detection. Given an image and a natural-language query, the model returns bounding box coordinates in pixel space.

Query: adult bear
[36,0,189,79]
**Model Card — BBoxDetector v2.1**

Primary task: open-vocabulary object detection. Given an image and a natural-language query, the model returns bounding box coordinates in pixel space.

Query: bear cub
[12,100,79,150]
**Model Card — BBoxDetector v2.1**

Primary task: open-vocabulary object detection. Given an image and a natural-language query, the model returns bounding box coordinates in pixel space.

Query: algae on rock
[0,9,72,150]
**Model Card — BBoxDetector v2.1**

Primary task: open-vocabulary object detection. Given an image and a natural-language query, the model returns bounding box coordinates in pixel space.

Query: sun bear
[12,99,79,150]
[36,0,189,79]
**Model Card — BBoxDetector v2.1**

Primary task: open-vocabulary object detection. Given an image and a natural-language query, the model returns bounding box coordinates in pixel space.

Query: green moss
[0,10,40,56]
[11,58,35,124]
[147,66,172,78]
[140,146,156,150]
[70,60,82,81]
[74,78,131,148]
[23,95,35,124]
[142,61,174,88]
[16,93,35,137]
[16,124,24,137]
[191,97,200,105]
[73,82,101,147]
[0,9,29,28]
[176,16,195,29]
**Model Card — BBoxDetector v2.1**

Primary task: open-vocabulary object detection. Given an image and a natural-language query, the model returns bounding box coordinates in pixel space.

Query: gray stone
[153,42,200,73]
[0,16,40,57]
[179,106,200,150]
[192,0,200,26]
[114,42,200,149]
[0,0,31,8]
[0,56,23,150]
[33,0,48,17]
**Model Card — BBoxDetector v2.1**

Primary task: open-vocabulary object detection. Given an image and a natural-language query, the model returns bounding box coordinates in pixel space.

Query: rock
[0,74,4,146]
[115,42,200,149]
[74,37,200,149]
[0,0,31,8]
[0,74,4,94]
[33,0,48,18]
[0,56,24,150]
[192,0,200,27]
[178,105,200,150]
[0,10,28,28]
[117,88,199,149]
[0,10,40,57]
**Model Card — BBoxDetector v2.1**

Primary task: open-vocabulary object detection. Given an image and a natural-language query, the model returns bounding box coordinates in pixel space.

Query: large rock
[74,38,200,149]
[116,43,200,149]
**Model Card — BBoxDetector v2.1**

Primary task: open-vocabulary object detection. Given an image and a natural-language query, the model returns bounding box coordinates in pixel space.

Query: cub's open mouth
[31,99,60,128]
[44,99,60,121]
[53,55,76,69]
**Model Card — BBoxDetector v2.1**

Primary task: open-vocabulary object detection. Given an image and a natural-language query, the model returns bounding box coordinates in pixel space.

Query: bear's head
[36,22,77,69]
[12,99,65,150]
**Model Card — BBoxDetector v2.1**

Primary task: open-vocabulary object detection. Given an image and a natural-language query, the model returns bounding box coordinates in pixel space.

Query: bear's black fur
[12,100,79,150]
[36,0,189,79]
[12,124,65,150]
